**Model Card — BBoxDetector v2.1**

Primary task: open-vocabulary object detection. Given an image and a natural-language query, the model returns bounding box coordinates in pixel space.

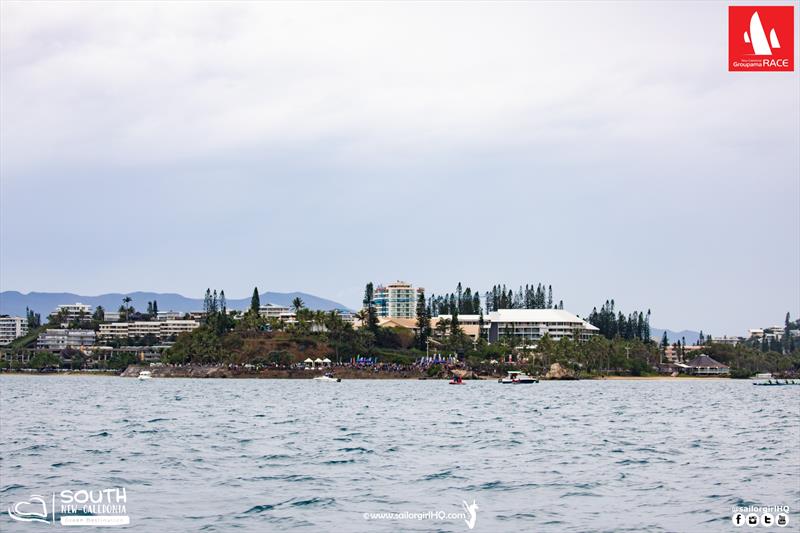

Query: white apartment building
[161,320,200,337]
[259,303,292,319]
[98,320,200,340]
[156,311,184,321]
[748,326,786,341]
[372,281,422,319]
[487,309,599,344]
[0,316,28,345]
[335,309,356,323]
[37,329,96,350]
[51,303,93,322]
[711,336,741,346]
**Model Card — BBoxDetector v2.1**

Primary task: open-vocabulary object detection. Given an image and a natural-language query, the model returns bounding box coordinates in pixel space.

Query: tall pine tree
[415,289,430,350]
[250,287,260,314]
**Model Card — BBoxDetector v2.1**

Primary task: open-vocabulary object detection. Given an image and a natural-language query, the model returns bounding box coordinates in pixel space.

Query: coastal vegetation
[153,284,800,378]
[4,285,799,378]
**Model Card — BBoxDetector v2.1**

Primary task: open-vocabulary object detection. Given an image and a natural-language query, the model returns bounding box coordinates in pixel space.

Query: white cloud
[1,1,797,333]
[3,2,795,175]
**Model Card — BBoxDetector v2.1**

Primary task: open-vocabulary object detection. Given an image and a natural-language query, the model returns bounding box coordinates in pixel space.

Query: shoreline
[0,367,744,381]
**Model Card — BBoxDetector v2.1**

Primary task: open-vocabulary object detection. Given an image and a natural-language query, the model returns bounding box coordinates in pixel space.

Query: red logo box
[729,5,794,71]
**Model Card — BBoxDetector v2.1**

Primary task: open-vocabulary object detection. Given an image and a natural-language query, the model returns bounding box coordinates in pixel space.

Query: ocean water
[1,376,798,532]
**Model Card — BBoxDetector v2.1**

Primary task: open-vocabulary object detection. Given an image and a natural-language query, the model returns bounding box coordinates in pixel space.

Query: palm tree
[291,297,305,313]
[354,310,367,326]
[122,297,133,321]
[314,310,326,332]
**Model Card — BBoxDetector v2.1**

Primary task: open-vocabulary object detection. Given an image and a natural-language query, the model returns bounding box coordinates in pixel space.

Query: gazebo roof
[686,354,729,369]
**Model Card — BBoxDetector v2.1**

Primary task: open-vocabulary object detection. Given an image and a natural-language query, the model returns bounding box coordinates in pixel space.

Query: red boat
[449,376,464,385]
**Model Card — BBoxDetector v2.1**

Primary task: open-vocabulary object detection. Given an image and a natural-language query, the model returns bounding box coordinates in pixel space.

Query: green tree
[415,289,430,350]
[250,287,261,314]
[29,351,60,370]
[292,297,305,313]
[122,296,133,321]
[26,307,41,328]
[450,309,461,337]
[363,282,379,333]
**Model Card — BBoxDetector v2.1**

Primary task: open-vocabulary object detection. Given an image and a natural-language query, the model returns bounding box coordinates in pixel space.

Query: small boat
[752,373,773,380]
[314,374,341,382]
[499,370,538,384]
[449,376,465,385]
[137,370,152,381]
[753,380,800,386]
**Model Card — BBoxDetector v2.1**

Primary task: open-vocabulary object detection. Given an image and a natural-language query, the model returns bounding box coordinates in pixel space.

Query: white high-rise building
[0,316,28,345]
[372,281,423,319]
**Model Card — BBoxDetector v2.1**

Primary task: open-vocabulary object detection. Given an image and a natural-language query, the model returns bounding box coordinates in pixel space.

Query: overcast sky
[1,1,798,335]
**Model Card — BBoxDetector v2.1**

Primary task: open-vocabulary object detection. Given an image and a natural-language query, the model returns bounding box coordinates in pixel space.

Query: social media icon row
[732,512,790,527]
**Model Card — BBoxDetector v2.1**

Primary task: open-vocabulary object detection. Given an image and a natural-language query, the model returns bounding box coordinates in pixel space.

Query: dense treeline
[588,299,652,343]
[428,282,481,316]
[427,282,563,317]
[484,283,562,312]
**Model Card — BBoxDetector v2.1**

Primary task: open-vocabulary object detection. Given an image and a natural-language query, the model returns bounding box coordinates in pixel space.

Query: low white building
[333,309,356,323]
[749,326,786,341]
[487,309,599,344]
[37,329,96,350]
[156,311,184,321]
[711,336,741,346]
[51,303,93,322]
[98,320,200,340]
[259,303,292,319]
[161,320,200,337]
[0,316,28,345]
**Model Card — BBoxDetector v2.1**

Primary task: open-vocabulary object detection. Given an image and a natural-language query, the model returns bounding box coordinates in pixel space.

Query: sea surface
[1,376,798,532]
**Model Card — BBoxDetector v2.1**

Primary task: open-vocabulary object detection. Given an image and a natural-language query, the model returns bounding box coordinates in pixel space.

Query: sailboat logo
[729,5,794,72]
[743,11,781,55]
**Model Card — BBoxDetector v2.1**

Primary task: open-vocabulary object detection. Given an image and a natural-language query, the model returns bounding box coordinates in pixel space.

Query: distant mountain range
[0,291,351,317]
[650,327,701,345]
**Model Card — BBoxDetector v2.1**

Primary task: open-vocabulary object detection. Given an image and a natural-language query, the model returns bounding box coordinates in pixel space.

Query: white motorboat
[313,373,341,382]
[137,370,152,381]
[498,370,538,384]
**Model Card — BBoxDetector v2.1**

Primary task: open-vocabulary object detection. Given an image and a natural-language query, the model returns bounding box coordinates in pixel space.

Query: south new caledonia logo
[7,487,130,527]
[729,5,795,71]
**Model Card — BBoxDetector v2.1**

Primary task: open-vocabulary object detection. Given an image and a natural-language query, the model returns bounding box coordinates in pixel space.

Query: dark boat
[752,380,800,386]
